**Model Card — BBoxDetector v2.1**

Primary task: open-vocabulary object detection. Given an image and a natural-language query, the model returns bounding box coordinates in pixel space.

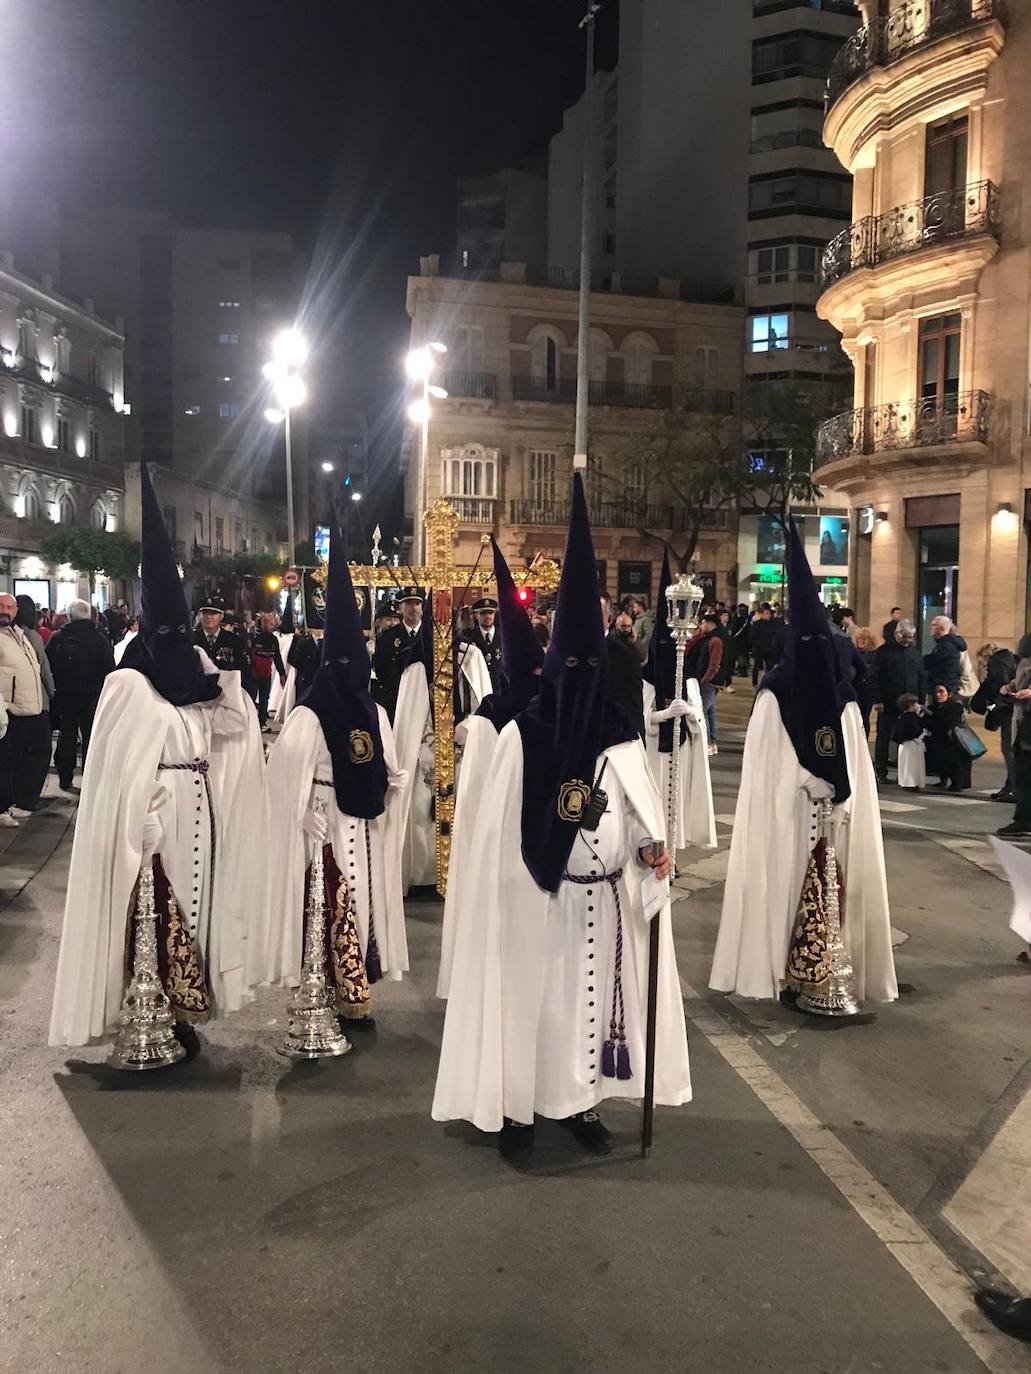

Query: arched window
[57,493,75,526]
[91,500,107,530]
[623,332,659,386]
[528,325,566,391]
[22,487,42,522]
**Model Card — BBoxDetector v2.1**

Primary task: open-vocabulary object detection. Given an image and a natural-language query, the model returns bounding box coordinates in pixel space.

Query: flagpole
[574,3,601,475]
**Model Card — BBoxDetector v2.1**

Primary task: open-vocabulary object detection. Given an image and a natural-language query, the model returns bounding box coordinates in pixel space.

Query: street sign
[283,568,300,588]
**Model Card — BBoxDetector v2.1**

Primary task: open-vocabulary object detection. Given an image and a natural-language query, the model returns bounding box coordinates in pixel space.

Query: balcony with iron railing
[2,353,116,409]
[441,370,497,401]
[826,0,1006,111]
[512,376,674,409]
[820,180,1000,288]
[510,499,731,534]
[816,390,991,466]
[0,430,125,488]
[445,495,496,524]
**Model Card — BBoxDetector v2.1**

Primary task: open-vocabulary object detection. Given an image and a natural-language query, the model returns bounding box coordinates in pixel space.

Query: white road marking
[934,837,1006,882]
[878,799,925,813]
[944,1084,1031,1293]
[682,978,1029,1374]
[714,813,737,827]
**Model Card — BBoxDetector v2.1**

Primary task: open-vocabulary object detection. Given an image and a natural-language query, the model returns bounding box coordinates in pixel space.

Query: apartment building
[0,251,127,608]
[814,0,1018,645]
[404,257,744,607]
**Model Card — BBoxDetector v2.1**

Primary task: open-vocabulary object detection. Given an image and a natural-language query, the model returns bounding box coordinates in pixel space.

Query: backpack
[48,630,88,688]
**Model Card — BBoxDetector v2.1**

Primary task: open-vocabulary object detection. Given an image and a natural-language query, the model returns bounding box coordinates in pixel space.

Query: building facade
[0,251,127,607]
[61,213,305,562]
[814,0,1017,647]
[404,258,744,608]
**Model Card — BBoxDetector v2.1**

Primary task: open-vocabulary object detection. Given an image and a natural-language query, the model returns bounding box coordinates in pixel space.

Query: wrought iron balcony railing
[816,390,991,463]
[827,0,1006,110]
[4,355,116,409]
[511,376,672,409]
[510,499,731,533]
[441,370,497,401]
[683,386,737,414]
[446,495,496,524]
[821,180,1000,287]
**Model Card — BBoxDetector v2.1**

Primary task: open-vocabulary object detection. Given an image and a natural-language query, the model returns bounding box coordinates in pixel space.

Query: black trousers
[256,677,272,726]
[0,712,51,812]
[1012,747,1031,828]
[875,706,898,775]
[54,695,99,787]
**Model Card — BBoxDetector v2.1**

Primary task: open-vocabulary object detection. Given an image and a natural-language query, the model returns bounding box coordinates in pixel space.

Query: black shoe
[499,1118,534,1163]
[339,1014,376,1032]
[992,790,1015,803]
[948,783,968,793]
[172,1022,202,1060]
[934,778,950,788]
[560,1109,614,1155]
[975,1289,1031,1343]
[996,823,1031,838]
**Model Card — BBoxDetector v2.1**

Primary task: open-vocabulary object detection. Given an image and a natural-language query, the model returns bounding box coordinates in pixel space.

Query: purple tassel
[601,1039,616,1078]
[616,1042,632,1081]
[365,936,382,985]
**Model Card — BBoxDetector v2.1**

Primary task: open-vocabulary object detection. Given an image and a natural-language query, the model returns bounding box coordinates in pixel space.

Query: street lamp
[406,340,447,563]
[320,461,335,474]
[264,328,309,560]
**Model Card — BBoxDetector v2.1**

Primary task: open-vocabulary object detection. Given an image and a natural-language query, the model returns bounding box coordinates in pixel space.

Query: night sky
[3,0,619,518]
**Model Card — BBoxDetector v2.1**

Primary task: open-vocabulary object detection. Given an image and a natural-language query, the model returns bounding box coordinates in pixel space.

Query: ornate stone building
[0,253,126,607]
[404,257,744,608]
[815,0,1019,646]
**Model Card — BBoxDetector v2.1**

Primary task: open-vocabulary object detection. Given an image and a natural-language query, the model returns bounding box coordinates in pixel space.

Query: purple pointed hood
[475,536,544,730]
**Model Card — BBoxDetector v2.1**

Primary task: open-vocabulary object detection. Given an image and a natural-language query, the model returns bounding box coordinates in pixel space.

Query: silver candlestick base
[109,857,187,1071]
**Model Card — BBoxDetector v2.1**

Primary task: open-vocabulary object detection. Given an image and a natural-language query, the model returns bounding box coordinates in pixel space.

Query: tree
[737,379,828,528]
[40,528,140,596]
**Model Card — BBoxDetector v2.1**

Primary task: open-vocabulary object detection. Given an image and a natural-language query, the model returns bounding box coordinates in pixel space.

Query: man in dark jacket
[46,598,115,790]
[923,616,967,695]
[249,611,287,731]
[748,606,776,685]
[603,597,645,738]
[874,620,927,781]
[685,612,724,752]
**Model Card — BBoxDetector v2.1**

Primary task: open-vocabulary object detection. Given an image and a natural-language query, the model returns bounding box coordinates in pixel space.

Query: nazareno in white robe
[709,691,897,1005]
[642,678,717,851]
[267,631,295,717]
[260,702,408,989]
[437,713,498,998]
[49,660,268,1047]
[394,640,492,893]
[432,728,692,1131]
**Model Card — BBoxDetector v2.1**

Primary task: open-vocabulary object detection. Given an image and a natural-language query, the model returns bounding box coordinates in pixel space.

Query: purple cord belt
[562,867,632,1081]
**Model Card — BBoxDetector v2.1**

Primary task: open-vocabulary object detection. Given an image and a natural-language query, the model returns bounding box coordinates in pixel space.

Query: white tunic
[261,703,408,988]
[49,662,267,1046]
[437,713,498,998]
[267,632,294,716]
[897,739,926,789]
[642,678,716,851]
[709,691,897,1005]
[433,729,692,1131]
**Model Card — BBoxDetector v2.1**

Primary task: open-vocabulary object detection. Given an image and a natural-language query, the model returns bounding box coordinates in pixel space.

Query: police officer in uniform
[372,587,423,723]
[194,594,251,679]
[465,595,501,693]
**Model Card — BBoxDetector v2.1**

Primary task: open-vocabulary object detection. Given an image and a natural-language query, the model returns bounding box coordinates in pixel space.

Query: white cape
[988,838,1031,944]
[260,703,408,987]
[49,664,268,1046]
[642,678,716,851]
[437,714,498,998]
[709,691,896,1004]
[394,642,492,893]
[433,728,691,1132]
[112,629,137,666]
[267,631,294,717]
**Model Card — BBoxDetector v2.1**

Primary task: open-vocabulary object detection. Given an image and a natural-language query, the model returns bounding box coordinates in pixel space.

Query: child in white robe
[892,693,927,791]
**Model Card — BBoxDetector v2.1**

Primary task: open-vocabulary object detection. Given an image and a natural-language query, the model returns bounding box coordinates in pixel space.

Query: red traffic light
[517,586,533,604]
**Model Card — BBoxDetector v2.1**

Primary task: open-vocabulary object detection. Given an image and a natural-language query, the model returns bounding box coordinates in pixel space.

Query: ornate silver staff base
[796,800,861,1019]
[277,804,352,1060]
[109,857,187,1071]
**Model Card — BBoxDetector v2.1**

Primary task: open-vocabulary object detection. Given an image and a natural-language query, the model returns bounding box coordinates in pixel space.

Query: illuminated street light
[264,406,285,425]
[264,328,308,557]
[272,328,309,368]
[406,340,447,562]
[351,491,362,503]
[321,461,335,474]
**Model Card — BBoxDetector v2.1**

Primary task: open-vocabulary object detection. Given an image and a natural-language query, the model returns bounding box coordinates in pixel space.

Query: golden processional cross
[343,499,560,896]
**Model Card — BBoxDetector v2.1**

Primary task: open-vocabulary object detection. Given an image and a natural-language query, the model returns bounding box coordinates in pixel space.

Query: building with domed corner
[814,0,1028,650]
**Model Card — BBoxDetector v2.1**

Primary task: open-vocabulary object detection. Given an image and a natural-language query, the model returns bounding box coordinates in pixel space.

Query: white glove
[454,719,470,748]
[141,810,164,857]
[803,776,834,802]
[195,644,219,676]
[302,808,329,843]
[387,767,409,793]
[652,697,691,723]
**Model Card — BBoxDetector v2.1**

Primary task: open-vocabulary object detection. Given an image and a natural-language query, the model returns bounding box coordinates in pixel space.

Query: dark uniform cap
[472,596,499,613]
[199,593,227,614]
[397,586,423,605]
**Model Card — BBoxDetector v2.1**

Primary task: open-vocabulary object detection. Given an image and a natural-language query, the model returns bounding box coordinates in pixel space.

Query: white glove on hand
[387,768,409,793]
[302,808,329,844]
[803,777,834,802]
[141,810,164,858]
[454,719,470,748]
[652,697,691,724]
[195,644,220,676]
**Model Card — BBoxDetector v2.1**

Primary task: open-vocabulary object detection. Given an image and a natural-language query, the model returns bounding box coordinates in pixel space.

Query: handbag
[982,702,1002,732]
[952,722,987,760]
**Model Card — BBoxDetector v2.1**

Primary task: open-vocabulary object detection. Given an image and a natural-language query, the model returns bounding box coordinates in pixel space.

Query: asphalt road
[1,708,1029,1374]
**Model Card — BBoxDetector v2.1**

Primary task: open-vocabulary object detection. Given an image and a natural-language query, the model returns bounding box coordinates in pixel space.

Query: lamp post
[406,341,447,564]
[264,328,309,560]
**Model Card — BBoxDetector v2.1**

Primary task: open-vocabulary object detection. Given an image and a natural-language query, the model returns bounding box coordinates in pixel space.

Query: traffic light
[517,586,533,605]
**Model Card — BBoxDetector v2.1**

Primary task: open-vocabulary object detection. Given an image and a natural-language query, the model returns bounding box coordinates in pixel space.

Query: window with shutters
[440,443,498,522]
[23,487,42,522]
[693,346,720,384]
[451,325,485,373]
[57,493,75,525]
[91,500,107,531]
[624,333,658,386]
[529,327,564,390]
[57,417,70,453]
[527,449,558,506]
[20,405,37,445]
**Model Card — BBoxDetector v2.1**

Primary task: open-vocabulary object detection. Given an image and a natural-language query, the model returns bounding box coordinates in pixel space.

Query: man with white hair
[872,619,927,783]
[0,591,45,826]
[46,598,115,791]
[923,615,967,697]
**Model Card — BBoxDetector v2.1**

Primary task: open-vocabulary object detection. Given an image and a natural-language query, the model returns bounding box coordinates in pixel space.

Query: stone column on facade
[869,498,915,629]
[958,470,990,642]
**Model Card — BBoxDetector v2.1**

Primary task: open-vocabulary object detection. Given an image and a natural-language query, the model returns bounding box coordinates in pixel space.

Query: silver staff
[109,856,186,1071]
[278,800,352,1059]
